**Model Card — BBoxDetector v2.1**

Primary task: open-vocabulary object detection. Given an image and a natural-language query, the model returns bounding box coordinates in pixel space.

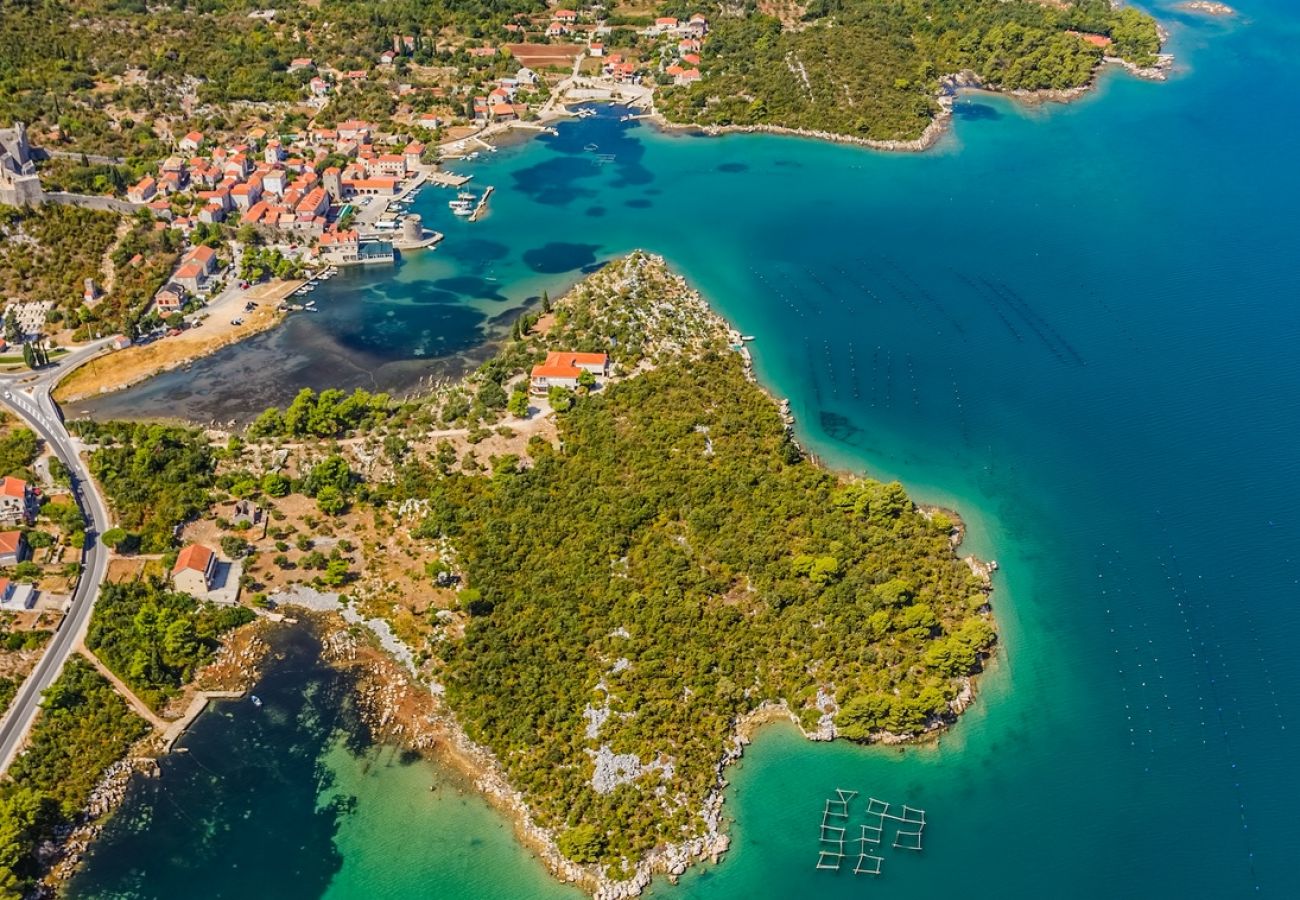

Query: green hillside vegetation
[87,578,253,711]
[0,204,118,310]
[0,0,543,156]
[0,426,39,479]
[428,352,994,870]
[0,658,149,899]
[222,255,995,874]
[657,0,1161,141]
[73,421,216,551]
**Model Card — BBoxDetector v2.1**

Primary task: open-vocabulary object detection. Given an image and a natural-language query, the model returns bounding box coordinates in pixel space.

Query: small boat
[583,142,599,152]
[457,190,476,201]
[741,335,756,342]
[250,695,263,708]
[449,199,473,216]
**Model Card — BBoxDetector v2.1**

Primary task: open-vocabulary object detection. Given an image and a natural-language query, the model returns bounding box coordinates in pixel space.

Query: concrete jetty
[469,186,494,222]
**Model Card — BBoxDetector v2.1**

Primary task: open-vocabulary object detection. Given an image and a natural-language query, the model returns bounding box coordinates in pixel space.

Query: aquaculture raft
[815,792,926,876]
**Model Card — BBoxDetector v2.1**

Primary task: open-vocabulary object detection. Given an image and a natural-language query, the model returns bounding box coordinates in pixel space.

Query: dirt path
[77,644,166,731]
[97,217,133,298]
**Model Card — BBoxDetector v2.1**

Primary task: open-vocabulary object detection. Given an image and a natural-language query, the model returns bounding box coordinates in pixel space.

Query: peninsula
[10,254,997,897]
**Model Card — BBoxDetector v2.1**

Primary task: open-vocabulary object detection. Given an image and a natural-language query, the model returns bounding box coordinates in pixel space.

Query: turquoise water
[72,1,1300,896]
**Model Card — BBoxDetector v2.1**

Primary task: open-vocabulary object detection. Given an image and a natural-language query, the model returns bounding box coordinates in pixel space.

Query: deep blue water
[73,1,1300,896]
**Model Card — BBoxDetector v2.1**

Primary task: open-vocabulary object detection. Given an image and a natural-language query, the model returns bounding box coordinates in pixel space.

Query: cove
[72,1,1300,896]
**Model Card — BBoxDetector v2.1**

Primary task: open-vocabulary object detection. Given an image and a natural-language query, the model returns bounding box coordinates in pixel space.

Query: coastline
[254,254,996,899]
[64,44,1177,415]
[53,278,302,405]
[35,618,274,895]
[643,53,1171,154]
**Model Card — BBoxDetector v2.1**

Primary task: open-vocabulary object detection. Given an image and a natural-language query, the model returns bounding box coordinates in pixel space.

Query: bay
[72,1,1300,896]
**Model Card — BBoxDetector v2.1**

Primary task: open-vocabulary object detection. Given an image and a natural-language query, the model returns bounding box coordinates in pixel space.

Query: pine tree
[542,290,552,314]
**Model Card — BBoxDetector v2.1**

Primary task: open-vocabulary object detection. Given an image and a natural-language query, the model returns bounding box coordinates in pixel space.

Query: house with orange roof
[0,476,35,526]
[554,9,577,23]
[288,57,315,72]
[230,181,261,210]
[179,131,205,152]
[372,154,408,177]
[530,351,608,393]
[172,543,217,597]
[127,176,157,203]
[154,282,186,314]
[337,120,373,141]
[1066,30,1113,48]
[319,229,361,263]
[352,176,399,195]
[262,170,287,195]
[296,186,330,217]
[0,530,27,566]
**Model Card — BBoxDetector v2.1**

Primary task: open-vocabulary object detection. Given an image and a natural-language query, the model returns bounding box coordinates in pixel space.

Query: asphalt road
[0,341,114,772]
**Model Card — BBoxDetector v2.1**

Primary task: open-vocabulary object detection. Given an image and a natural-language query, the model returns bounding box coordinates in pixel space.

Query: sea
[69,1,1300,896]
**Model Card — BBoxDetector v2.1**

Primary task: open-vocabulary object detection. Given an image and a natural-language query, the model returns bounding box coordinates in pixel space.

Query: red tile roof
[531,351,607,380]
[0,531,22,555]
[173,543,215,575]
[0,477,28,499]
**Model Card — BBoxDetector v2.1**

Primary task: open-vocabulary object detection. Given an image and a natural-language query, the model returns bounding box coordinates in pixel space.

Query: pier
[469,186,494,222]
[427,169,472,188]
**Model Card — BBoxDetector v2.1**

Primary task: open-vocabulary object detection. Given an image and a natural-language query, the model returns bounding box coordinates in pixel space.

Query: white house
[530,351,608,393]
[0,477,35,526]
[172,543,217,596]
[0,578,35,611]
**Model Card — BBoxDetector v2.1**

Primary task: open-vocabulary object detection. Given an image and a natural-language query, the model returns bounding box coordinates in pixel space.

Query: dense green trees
[0,204,119,315]
[0,659,149,896]
[1,0,543,155]
[0,426,39,479]
[248,387,392,439]
[240,246,305,283]
[86,578,253,710]
[74,421,216,551]
[415,351,995,869]
[657,0,1162,140]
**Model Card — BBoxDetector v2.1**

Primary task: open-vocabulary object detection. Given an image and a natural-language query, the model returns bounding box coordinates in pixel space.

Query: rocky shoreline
[32,620,273,895]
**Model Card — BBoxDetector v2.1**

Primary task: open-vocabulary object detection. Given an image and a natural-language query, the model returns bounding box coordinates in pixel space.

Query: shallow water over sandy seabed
[72,1,1300,896]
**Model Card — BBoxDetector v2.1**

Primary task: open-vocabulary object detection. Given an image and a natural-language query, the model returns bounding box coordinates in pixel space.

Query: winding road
[0,340,114,771]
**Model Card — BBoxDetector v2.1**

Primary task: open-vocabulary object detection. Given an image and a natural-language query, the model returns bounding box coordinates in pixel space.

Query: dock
[469,186,494,222]
[428,169,472,188]
[162,690,245,750]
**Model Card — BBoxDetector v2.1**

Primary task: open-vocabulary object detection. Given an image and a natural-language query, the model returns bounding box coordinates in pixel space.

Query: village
[0,4,715,358]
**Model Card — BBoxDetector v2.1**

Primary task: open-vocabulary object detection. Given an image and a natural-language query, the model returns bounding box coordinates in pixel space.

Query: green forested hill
[657,0,1161,141]
[432,350,995,870]
[0,0,544,155]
